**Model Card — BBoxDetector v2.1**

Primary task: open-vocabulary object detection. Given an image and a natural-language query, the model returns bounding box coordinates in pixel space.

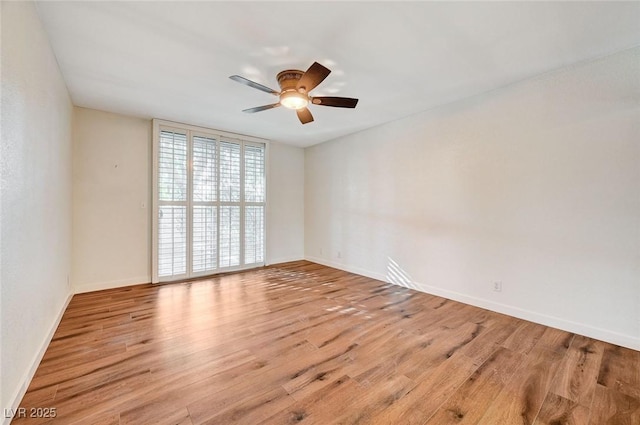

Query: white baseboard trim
[74,276,151,294]
[305,256,388,281]
[266,256,305,266]
[3,291,73,425]
[304,256,640,351]
[417,281,640,351]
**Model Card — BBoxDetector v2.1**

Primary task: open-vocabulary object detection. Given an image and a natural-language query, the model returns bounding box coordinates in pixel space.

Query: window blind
[245,205,264,264]
[158,131,187,201]
[244,144,265,265]
[158,206,187,277]
[192,135,217,202]
[153,124,266,282]
[158,130,188,278]
[220,141,241,203]
[192,136,218,274]
[219,205,240,268]
[244,144,265,203]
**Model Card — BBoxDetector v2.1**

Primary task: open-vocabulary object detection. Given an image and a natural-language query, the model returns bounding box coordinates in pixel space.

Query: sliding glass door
[152,121,266,283]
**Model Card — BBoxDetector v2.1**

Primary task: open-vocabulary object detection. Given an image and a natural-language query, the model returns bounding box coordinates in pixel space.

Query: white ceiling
[36,1,640,147]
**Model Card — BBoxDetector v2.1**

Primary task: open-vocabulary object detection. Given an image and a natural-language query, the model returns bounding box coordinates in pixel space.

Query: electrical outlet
[337,251,342,259]
[493,281,502,292]
[320,248,324,255]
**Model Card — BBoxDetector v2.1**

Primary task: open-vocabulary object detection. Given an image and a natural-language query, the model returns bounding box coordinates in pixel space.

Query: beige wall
[305,47,640,349]
[72,108,305,292]
[1,1,74,416]
[72,108,152,292]
[267,142,305,265]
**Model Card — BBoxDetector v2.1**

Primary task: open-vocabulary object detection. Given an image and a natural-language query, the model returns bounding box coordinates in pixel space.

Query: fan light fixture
[230,62,359,124]
[280,91,308,110]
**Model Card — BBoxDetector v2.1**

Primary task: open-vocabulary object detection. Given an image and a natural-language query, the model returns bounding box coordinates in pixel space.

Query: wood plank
[532,326,574,356]
[260,375,362,425]
[588,384,640,425]
[364,351,478,424]
[330,374,417,424]
[425,347,524,424]
[548,334,604,407]
[476,345,563,425]
[598,343,640,399]
[502,321,548,355]
[193,386,294,425]
[120,406,192,425]
[533,392,590,425]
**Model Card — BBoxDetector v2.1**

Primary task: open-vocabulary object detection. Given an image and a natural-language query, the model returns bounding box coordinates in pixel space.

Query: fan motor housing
[277,70,304,91]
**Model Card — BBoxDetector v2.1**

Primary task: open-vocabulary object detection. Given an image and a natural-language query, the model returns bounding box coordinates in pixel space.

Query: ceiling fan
[229,62,358,125]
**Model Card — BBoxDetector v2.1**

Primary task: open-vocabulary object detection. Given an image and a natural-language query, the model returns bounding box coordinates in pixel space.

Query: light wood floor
[14,261,640,424]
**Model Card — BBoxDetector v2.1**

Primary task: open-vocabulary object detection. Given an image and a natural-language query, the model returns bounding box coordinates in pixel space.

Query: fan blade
[312,97,359,108]
[297,62,331,92]
[296,107,314,124]
[242,103,281,113]
[230,75,280,96]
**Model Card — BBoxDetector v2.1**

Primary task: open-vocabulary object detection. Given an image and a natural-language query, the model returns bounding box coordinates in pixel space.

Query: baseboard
[304,256,640,351]
[3,291,73,425]
[74,276,151,294]
[415,281,640,351]
[266,256,305,266]
[305,256,388,282]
